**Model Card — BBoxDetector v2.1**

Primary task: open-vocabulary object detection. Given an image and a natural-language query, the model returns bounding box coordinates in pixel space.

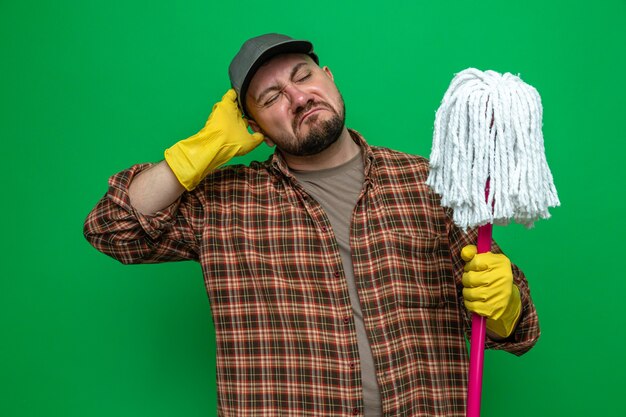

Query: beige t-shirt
[292,150,382,417]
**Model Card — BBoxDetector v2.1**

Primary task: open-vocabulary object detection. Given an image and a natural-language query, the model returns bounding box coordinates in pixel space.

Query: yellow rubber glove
[164,89,264,191]
[461,245,522,338]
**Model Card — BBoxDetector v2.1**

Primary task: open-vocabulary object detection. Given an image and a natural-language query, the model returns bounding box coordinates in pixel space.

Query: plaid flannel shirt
[84,130,539,416]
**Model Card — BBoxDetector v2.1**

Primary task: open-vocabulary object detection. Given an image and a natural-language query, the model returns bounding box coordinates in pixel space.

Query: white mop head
[426,68,560,230]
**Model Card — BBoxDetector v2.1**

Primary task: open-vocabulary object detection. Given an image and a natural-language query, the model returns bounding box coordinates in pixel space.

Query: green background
[2,0,625,416]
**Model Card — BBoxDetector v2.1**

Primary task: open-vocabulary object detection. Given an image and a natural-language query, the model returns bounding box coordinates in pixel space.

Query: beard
[269,94,346,157]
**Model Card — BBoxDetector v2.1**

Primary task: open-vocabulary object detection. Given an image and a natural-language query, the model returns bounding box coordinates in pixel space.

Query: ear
[246,118,276,148]
[247,118,261,133]
[322,66,334,81]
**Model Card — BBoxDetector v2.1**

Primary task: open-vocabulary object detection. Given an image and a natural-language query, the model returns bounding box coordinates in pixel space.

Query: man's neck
[281,128,360,172]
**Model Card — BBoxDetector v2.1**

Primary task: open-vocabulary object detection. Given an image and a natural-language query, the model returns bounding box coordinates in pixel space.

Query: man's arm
[84,89,263,263]
[84,162,199,264]
[129,160,185,215]
[130,89,263,215]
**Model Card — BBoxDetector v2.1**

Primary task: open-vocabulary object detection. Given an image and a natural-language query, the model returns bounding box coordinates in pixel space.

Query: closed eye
[264,93,280,106]
[296,73,311,82]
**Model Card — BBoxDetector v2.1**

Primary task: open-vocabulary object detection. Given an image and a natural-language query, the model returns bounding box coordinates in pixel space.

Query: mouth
[298,107,325,127]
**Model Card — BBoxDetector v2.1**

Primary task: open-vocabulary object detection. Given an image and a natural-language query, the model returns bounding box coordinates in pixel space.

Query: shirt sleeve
[83,163,201,264]
[445,212,541,356]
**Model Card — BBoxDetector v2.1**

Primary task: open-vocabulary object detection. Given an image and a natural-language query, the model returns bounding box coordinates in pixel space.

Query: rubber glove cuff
[165,133,248,191]
[486,284,522,338]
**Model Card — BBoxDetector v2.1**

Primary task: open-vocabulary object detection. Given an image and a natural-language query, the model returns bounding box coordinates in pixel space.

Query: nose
[284,84,315,114]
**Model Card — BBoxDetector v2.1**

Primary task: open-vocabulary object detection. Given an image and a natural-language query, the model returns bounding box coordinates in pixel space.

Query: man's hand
[461,245,522,338]
[164,89,264,191]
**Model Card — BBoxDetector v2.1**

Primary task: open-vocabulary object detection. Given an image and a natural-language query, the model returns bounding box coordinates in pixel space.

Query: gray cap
[228,33,319,117]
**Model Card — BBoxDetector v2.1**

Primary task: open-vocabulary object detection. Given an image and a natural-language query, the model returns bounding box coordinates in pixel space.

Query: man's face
[245,53,346,157]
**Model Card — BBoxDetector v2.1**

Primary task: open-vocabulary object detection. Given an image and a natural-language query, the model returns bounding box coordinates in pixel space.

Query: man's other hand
[461,245,522,338]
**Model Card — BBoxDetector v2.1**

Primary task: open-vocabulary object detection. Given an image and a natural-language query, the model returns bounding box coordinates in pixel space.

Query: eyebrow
[255,62,309,104]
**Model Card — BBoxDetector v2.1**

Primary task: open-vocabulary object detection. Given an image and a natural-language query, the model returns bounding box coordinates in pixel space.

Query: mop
[426,68,560,417]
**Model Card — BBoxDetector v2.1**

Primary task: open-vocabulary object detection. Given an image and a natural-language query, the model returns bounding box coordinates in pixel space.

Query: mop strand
[426,68,560,230]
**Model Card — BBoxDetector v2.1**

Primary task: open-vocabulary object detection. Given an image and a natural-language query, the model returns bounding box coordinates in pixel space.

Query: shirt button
[334,271,340,278]
[352,407,360,415]
[349,362,355,369]
[321,226,328,232]
[343,316,350,324]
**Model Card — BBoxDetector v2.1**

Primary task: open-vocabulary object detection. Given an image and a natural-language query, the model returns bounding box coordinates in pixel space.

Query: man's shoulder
[350,129,429,169]
[370,145,430,176]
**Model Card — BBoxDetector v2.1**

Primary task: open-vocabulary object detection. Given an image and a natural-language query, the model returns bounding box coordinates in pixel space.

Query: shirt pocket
[382,230,446,309]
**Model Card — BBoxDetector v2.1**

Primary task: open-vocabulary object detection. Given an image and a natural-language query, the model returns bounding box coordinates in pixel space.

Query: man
[84,34,539,417]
